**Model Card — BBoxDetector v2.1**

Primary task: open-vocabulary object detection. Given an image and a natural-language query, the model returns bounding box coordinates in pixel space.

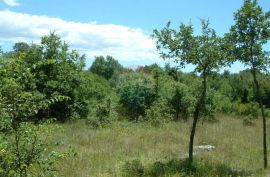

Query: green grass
[54,115,270,177]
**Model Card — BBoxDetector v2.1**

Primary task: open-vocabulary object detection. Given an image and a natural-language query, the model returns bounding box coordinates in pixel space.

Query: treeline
[1,35,270,127]
[89,59,270,126]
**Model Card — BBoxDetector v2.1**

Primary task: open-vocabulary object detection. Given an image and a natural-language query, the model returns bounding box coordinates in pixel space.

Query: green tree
[117,73,155,121]
[13,42,30,53]
[136,63,161,74]
[169,83,191,120]
[80,71,119,127]
[119,84,155,121]
[90,55,123,80]
[260,74,270,107]
[164,63,180,81]
[17,32,87,121]
[228,71,252,103]
[0,56,66,177]
[0,56,48,123]
[153,19,227,164]
[228,0,270,168]
[151,67,165,98]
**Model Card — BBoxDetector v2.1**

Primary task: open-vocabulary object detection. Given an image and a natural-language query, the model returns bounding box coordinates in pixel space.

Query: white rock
[194,145,215,151]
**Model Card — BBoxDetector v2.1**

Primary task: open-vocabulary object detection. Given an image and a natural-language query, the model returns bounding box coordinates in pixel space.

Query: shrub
[1,33,88,122]
[265,109,270,118]
[80,71,119,121]
[233,102,259,118]
[120,84,155,121]
[243,115,256,126]
[0,121,66,177]
[89,55,123,80]
[123,159,252,177]
[87,99,114,128]
[169,83,193,121]
[144,99,173,126]
[213,93,233,114]
[123,159,144,177]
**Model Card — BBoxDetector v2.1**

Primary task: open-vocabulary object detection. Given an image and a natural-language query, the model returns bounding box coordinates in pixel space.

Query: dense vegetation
[0,0,269,176]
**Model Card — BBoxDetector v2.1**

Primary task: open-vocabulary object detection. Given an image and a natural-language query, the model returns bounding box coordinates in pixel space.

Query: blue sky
[0,0,269,72]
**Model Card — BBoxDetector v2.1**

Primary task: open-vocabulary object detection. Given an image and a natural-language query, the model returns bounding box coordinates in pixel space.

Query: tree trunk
[188,73,207,164]
[251,68,268,168]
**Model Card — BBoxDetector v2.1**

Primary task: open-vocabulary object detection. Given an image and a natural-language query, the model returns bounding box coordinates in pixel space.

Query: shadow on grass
[122,159,253,177]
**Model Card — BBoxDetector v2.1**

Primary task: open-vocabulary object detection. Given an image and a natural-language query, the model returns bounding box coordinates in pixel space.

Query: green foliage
[151,67,165,98]
[37,33,86,121]
[80,71,119,127]
[233,102,259,118]
[265,109,270,118]
[117,72,155,89]
[260,74,270,107]
[117,73,155,121]
[89,55,123,80]
[208,71,251,103]
[0,35,74,176]
[13,42,30,53]
[227,72,252,103]
[141,69,196,125]
[119,84,155,121]
[0,122,63,177]
[164,63,181,81]
[228,0,270,70]
[228,1,270,167]
[200,90,217,121]
[169,83,192,120]
[153,19,227,74]
[87,99,114,128]
[144,98,173,126]
[153,19,229,163]
[123,159,251,177]
[123,159,144,177]
[153,19,228,120]
[1,8,270,175]
[0,57,48,123]
[212,92,233,114]
[0,81,66,177]
[4,32,88,122]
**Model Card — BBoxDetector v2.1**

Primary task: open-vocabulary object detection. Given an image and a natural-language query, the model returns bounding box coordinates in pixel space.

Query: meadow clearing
[55,115,269,177]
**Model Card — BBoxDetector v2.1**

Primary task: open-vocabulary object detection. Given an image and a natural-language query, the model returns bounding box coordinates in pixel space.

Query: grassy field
[54,115,270,177]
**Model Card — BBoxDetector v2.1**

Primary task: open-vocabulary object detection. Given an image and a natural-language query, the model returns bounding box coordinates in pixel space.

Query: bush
[89,55,123,80]
[192,88,217,122]
[117,74,155,121]
[243,115,256,126]
[0,121,67,177]
[144,99,173,126]
[213,93,233,114]
[80,71,119,121]
[265,109,270,118]
[1,33,89,122]
[119,84,155,121]
[233,102,259,118]
[123,159,144,177]
[87,99,114,128]
[169,83,193,121]
[122,159,252,177]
